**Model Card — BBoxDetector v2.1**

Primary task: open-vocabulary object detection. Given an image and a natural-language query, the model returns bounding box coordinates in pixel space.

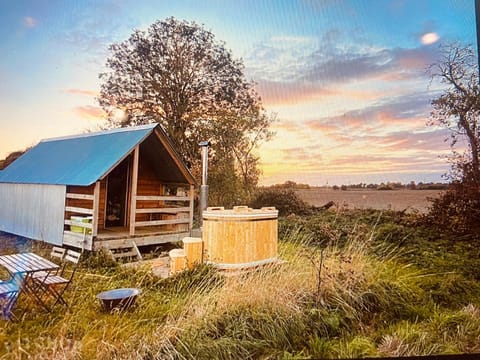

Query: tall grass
[1,210,480,359]
[149,229,433,359]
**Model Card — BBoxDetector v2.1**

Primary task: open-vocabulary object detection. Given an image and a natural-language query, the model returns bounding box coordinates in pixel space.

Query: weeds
[1,209,480,359]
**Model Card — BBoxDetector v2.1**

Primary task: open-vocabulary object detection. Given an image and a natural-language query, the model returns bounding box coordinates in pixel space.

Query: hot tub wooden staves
[202,206,278,270]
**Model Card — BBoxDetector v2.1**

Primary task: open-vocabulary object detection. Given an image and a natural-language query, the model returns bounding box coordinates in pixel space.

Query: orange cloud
[257,80,385,107]
[340,89,384,101]
[305,120,339,133]
[377,71,415,81]
[376,137,409,148]
[398,56,429,69]
[375,111,426,129]
[274,120,300,132]
[64,88,99,97]
[328,133,353,144]
[72,105,105,120]
[257,80,338,106]
[324,153,446,174]
[397,47,437,71]
[262,152,446,177]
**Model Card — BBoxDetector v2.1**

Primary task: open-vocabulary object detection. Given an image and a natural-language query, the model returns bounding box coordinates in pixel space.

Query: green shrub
[425,181,480,239]
[375,223,412,246]
[249,188,314,216]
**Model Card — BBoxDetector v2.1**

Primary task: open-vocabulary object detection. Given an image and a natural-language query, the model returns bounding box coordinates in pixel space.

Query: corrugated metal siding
[0,124,157,186]
[0,183,66,245]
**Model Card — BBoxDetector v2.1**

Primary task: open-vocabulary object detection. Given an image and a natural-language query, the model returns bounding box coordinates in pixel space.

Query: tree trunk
[459,114,480,184]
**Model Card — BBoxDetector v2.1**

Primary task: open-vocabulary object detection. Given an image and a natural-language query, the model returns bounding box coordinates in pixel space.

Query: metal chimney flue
[198,141,211,226]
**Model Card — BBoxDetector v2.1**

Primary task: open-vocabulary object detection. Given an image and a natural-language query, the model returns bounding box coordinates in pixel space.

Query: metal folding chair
[49,247,67,263]
[0,276,21,320]
[32,246,66,280]
[33,249,81,307]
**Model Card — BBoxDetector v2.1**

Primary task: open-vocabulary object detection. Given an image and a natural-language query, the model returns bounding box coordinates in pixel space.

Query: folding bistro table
[0,252,59,315]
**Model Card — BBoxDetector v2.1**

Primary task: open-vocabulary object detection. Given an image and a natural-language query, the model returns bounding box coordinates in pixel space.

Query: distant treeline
[265,180,449,191]
[0,148,29,170]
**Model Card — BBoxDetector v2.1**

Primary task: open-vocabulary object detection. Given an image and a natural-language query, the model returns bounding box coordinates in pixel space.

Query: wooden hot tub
[202,206,278,269]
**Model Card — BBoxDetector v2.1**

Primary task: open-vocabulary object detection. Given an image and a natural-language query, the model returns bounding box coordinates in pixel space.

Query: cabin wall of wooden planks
[131,153,192,233]
[136,155,164,223]
[65,184,95,217]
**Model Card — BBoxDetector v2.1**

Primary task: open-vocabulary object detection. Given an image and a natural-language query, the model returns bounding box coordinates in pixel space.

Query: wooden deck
[95,226,182,239]
[95,227,190,250]
[63,227,190,251]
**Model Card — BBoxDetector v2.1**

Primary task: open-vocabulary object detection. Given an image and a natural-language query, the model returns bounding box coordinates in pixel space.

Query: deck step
[107,240,143,262]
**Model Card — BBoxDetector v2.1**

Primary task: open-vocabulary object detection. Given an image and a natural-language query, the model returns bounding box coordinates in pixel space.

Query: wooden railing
[64,218,93,231]
[64,192,94,233]
[134,195,190,228]
[63,183,100,250]
[130,185,194,236]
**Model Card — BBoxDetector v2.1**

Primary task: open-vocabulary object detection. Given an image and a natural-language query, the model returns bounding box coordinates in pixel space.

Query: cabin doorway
[105,158,130,228]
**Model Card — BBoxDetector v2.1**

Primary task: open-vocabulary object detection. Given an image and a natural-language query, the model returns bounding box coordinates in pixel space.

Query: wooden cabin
[0,124,196,252]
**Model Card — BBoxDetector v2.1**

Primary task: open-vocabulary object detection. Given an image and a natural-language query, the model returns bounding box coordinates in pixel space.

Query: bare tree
[428,42,480,185]
[426,42,480,237]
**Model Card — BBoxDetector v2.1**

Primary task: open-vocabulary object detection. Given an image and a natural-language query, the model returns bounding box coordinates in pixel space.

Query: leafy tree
[205,111,271,205]
[98,17,273,204]
[426,43,480,237]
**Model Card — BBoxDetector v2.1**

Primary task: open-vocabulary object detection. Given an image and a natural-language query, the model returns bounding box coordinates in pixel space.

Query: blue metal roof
[0,124,158,186]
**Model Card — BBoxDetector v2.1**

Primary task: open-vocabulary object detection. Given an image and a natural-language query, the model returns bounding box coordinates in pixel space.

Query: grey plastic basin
[96,288,141,312]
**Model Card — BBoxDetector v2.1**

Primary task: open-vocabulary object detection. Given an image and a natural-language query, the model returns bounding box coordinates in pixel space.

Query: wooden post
[129,146,139,236]
[189,184,195,230]
[92,181,100,237]
[78,181,101,251]
[183,237,203,268]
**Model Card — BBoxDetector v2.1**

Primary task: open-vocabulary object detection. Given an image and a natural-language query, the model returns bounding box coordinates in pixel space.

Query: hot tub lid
[203,206,278,220]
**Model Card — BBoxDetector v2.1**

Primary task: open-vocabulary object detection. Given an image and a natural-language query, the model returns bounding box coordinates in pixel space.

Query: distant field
[296,188,444,213]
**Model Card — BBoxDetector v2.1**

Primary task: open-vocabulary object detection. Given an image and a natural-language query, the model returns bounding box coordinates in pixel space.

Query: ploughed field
[296,188,444,213]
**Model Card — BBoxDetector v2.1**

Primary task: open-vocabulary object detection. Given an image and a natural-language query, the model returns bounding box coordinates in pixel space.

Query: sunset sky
[0,0,477,185]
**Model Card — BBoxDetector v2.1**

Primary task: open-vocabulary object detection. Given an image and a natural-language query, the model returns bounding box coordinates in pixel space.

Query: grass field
[296,188,443,213]
[1,207,480,359]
